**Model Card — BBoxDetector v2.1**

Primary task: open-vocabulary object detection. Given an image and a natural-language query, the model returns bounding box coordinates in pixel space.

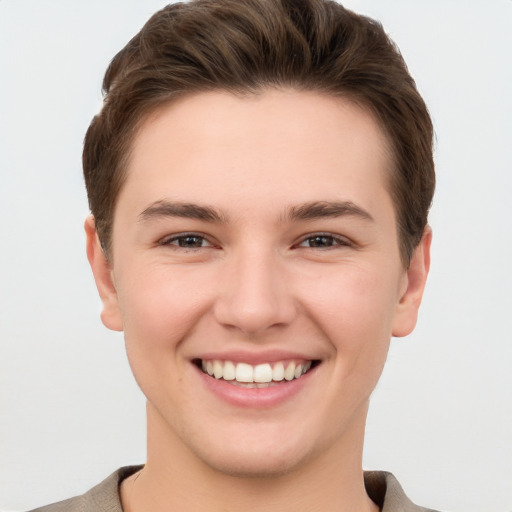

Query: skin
[86,89,431,512]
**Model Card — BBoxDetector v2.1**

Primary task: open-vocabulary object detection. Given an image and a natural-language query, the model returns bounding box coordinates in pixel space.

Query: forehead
[120,89,394,219]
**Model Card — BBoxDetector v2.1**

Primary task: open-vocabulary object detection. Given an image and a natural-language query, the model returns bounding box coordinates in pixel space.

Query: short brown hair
[83,0,434,265]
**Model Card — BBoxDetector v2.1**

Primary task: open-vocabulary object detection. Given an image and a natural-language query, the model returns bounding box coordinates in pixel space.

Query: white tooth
[223,361,236,381]
[254,363,272,383]
[206,360,214,376]
[284,362,296,381]
[294,364,303,379]
[236,362,254,383]
[213,360,223,379]
[201,360,207,372]
[303,361,312,373]
[235,381,256,388]
[272,362,285,381]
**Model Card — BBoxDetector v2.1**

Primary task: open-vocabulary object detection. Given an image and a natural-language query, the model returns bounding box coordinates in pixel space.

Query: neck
[121,403,378,512]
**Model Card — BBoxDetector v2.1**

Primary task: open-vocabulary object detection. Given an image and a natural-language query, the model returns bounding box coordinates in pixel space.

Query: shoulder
[27,466,142,512]
[364,471,441,512]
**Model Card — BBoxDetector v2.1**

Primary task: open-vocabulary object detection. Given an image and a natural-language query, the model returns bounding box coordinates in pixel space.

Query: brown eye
[298,234,350,249]
[176,235,206,248]
[160,233,212,248]
[306,235,335,248]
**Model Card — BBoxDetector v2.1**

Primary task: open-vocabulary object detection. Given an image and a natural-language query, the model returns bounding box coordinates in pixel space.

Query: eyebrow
[138,199,373,225]
[286,201,374,222]
[139,200,227,223]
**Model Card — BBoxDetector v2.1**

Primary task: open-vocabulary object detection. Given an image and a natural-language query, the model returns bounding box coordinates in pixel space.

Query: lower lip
[194,364,315,408]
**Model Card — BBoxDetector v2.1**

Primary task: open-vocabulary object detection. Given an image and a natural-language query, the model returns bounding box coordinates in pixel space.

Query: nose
[213,248,297,335]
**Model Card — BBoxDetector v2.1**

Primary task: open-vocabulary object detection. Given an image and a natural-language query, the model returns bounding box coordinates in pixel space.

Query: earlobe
[392,227,432,338]
[85,215,124,332]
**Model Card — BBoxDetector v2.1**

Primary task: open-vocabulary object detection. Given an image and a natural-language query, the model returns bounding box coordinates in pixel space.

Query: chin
[192,444,309,479]
[179,419,325,480]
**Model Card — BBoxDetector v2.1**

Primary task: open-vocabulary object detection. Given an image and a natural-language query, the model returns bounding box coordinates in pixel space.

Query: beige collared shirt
[29,465,440,512]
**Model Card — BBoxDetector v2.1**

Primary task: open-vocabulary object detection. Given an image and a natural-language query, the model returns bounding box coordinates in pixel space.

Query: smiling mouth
[195,359,319,388]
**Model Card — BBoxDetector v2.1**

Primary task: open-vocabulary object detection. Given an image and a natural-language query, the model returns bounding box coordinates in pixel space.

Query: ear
[85,215,123,331]
[392,227,432,338]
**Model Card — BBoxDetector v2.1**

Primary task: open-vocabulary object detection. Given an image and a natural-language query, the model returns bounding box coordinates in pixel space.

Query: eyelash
[158,232,351,250]
[158,232,214,249]
[296,233,352,249]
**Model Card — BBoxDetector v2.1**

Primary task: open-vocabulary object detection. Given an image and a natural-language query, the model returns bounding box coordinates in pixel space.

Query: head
[83,0,434,481]
[83,0,434,267]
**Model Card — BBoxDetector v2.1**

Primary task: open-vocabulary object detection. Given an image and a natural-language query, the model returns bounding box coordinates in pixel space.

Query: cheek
[304,264,400,342]
[300,263,400,390]
[117,264,214,353]
[116,265,216,401]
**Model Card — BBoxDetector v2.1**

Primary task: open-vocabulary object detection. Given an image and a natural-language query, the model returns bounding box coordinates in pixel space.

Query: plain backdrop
[1,1,511,511]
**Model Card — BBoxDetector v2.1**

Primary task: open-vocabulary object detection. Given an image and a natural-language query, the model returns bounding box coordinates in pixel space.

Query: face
[87,90,430,477]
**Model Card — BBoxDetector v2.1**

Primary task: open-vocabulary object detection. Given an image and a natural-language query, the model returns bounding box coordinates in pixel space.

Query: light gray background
[1,1,511,511]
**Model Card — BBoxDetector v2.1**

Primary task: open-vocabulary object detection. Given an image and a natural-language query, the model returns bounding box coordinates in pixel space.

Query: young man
[33,1,436,510]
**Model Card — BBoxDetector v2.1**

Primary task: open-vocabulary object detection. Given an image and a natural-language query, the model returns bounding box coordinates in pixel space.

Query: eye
[159,233,213,249]
[298,233,351,249]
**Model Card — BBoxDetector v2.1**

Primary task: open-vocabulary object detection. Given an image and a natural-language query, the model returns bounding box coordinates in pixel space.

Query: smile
[199,359,315,387]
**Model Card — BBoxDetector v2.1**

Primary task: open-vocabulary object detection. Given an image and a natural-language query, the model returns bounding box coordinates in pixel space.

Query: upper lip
[193,350,319,365]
